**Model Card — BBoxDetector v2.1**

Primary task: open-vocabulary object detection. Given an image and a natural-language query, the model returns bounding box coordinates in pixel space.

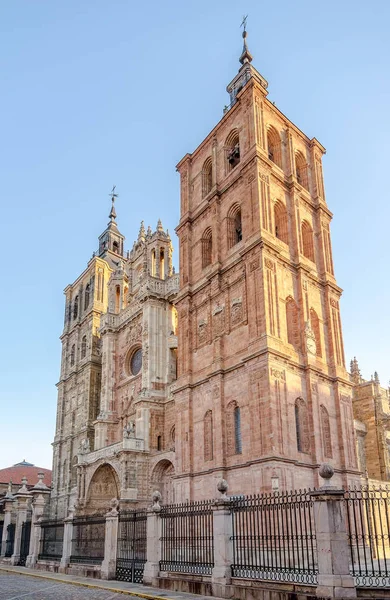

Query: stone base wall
[158,574,317,600]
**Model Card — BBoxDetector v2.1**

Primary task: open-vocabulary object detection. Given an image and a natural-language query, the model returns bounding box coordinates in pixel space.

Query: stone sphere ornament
[217,479,229,500]
[319,463,335,488]
[152,490,162,512]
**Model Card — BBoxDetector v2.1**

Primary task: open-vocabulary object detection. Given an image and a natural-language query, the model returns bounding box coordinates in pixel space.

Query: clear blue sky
[0,0,389,471]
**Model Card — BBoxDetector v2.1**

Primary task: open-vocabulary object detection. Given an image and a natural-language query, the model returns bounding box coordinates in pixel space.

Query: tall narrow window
[295,398,309,453]
[115,285,120,313]
[234,406,242,454]
[227,204,242,249]
[274,201,288,245]
[267,126,282,168]
[204,410,213,461]
[202,157,213,197]
[286,296,300,352]
[73,296,79,320]
[301,220,315,261]
[157,435,162,451]
[225,129,240,173]
[81,335,87,359]
[310,308,322,358]
[151,249,156,277]
[160,249,165,279]
[320,405,332,458]
[113,240,119,253]
[201,227,212,268]
[295,151,309,190]
[84,284,90,310]
[70,344,75,367]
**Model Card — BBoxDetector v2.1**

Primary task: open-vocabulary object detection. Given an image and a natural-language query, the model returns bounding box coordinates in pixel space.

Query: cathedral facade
[51,30,363,519]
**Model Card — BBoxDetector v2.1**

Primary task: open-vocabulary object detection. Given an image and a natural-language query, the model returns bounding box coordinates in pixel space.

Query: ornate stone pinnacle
[157,218,164,232]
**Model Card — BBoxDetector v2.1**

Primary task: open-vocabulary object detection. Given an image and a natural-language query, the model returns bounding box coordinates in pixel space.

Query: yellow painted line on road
[0,566,177,600]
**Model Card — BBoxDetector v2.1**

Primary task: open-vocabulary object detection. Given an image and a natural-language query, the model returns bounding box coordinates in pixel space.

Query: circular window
[130,348,142,376]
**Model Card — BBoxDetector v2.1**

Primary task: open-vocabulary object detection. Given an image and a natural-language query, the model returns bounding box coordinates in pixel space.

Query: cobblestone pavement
[0,572,142,600]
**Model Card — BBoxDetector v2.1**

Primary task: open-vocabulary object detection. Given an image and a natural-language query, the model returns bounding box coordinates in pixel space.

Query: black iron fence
[160,500,214,575]
[231,490,317,584]
[70,514,106,565]
[17,520,31,566]
[0,521,3,555]
[116,510,147,583]
[345,486,390,587]
[38,520,64,561]
[5,523,15,558]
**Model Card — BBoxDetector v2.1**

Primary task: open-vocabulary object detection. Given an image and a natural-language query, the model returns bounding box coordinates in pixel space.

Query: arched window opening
[225,129,240,173]
[170,348,177,381]
[160,249,165,280]
[70,344,75,367]
[301,220,315,262]
[295,152,309,190]
[310,308,322,358]
[320,405,332,458]
[295,398,309,453]
[267,126,282,168]
[113,240,119,254]
[274,201,288,245]
[115,285,120,313]
[201,227,212,268]
[84,284,90,310]
[286,296,300,352]
[227,205,242,249]
[71,456,78,487]
[157,435,162,451]
[81,335,87,359]
[151,249,156,277]
[234,406,242,454]
[73,296,79,320]
[204,410,213,461]
[202,157,213,197]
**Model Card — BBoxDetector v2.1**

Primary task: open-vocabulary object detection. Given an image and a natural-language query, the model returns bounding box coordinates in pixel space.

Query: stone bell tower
[173,25,359,502]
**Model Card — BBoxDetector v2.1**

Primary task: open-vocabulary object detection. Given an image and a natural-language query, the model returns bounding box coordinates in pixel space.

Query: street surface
[0,572,142,600]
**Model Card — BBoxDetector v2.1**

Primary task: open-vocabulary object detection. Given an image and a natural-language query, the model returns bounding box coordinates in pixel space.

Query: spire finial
[109,185,118,222]
[138,220,146,242]
[350,356,362,384]
[239,15,253,65]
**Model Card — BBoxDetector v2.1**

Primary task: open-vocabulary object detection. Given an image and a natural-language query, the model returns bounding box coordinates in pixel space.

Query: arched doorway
[85,463,119,513]
[151,459,175,504]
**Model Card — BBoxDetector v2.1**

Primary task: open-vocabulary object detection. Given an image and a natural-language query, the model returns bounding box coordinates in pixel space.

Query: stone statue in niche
[198,320,208,345]
[304,321,317,355]
[79,438,90,454]
[230,298,243,326]
[123,421,136,439]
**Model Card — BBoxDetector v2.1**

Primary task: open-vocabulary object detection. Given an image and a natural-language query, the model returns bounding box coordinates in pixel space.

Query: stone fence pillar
[10,478,31,565]
[211,480,233,597]
[26,474,51,568]
[59,515,73,572]
[0,488,15,559]
[311,464,357,599]
[143,491,162,586]
[101,500,119,580]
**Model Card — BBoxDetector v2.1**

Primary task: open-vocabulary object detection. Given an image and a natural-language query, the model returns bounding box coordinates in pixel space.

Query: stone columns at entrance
[10,478,31,565]
[101,501,119,580]
[311,464,357,599]
[0,487,15,558]
[143,492,162,585]
[211,480,233,596]
[26,474,51,567]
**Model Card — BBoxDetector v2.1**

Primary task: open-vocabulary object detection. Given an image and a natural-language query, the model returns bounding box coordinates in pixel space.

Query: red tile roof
[0,464,52,487]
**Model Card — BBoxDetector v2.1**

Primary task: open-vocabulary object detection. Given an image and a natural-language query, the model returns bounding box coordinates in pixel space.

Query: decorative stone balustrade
[78,438,145,465]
